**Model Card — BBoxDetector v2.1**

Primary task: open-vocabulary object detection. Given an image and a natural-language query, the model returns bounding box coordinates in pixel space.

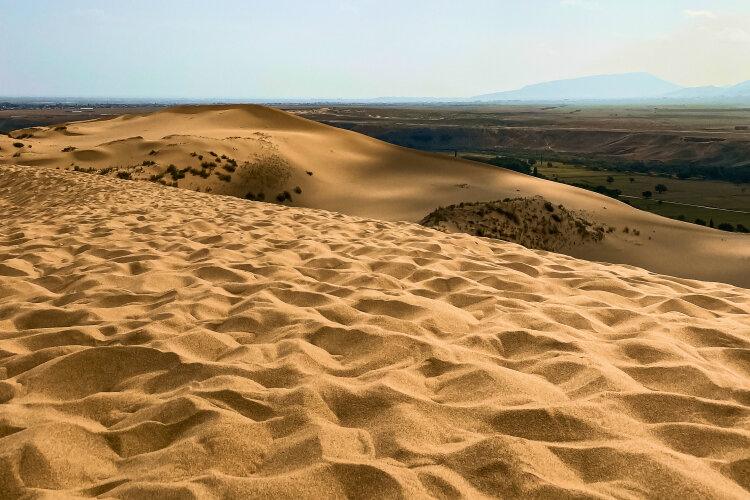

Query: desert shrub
[623,226,629,233]
[223,164,236,172]
[306,170,313,176]
[245,192,265,201]
[551,213,562,223]
[149,150,157,155]
[201,161,216,169]
[190,152,197,157]
[717,223,735,232]
[221,154,228,159]
[116,171,133,180]
[189,167,210,178]
[198,155,203,160]
[209,151,217,157]
[13,142,23,148]
[216,172,231,182]
[543,201,554,212]
[62,146,76,152]
[142,160,156,166]
[13,152,20,157]
[294,186,302,194]
[54,126,67,131]
[276,191,292,202]
[676,214,685,221]
[165,164,186,180]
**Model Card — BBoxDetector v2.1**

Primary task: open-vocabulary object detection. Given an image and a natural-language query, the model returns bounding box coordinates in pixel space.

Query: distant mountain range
[360,73,750,104]
[322,73,750,104]
[473,73,681,102]
[5,73,748,105]
[471,72,750,103]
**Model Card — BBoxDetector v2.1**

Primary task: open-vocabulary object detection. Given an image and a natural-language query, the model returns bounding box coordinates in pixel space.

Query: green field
[458,153,750,230]
[537,162,750,229]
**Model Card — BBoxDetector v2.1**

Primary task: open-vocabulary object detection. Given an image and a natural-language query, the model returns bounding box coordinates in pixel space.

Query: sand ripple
[1,166,750,498]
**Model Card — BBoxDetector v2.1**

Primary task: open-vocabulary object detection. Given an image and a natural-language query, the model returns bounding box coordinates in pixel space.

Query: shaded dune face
[1,166,750,498]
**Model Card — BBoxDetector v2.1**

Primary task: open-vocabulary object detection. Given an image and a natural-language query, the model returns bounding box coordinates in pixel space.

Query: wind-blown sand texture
[1,105,749,287]
[1,166,750,499]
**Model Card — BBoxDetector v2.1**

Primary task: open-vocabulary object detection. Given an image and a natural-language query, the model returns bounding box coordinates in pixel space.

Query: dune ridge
[1,166,750,498]
[1,104,749,287]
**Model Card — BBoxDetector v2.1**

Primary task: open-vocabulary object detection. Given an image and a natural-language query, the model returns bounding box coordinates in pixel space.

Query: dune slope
[1,166,750,498]
[1,104,748,287]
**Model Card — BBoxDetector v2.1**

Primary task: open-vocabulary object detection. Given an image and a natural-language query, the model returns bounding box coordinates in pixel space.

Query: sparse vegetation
[420,196,608,251]
[276,191,292,203]
[142,160,156,166]
[166,164,186,180]
[62,146,76,152]
[245,192,265,201]
[294,186,302,194]
[13,142,24,148]
[216,172,231,182]
[189,167,211,178]
[116,171,133,180]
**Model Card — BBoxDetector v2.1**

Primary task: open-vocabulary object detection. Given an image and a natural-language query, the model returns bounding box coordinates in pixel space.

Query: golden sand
[1,166,749,498]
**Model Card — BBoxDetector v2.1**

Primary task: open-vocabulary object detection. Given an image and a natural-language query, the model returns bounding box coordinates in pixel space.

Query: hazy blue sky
[2,0,749,98]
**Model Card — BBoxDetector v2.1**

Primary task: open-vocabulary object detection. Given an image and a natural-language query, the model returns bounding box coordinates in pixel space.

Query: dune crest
[1,166,749,498]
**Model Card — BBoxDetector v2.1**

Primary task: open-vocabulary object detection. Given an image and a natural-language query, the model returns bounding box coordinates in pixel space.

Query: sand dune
[1,166,749,498]
[1,104,748,287]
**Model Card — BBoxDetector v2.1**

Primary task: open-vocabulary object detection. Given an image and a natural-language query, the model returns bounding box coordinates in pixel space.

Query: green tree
[642,190,652,199]
[655,183,668,194]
